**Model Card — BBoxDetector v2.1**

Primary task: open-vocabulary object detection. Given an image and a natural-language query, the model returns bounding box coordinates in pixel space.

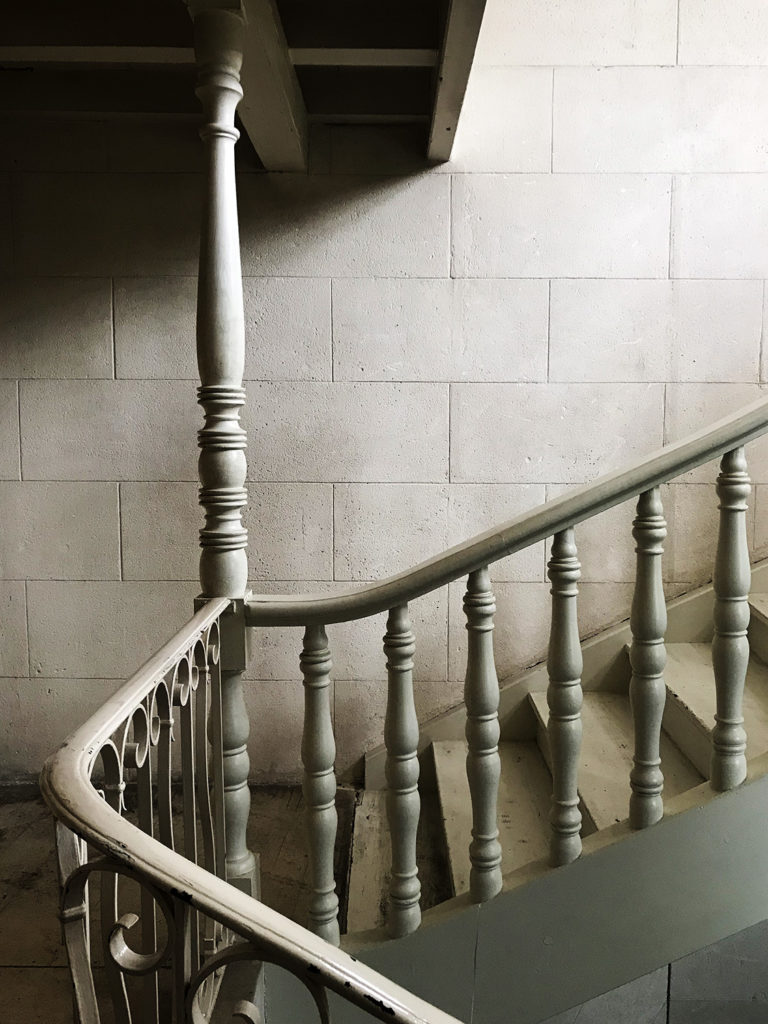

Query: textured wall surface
[2,0,768,782]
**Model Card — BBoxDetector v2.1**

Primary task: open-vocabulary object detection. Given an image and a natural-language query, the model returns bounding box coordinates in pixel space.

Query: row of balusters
[297,448,752,946]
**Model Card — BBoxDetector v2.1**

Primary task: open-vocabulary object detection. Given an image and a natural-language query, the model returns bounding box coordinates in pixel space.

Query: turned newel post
[711,448,751,792]
[191,2,256,895]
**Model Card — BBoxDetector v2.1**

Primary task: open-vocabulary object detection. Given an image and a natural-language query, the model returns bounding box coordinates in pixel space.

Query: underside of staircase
[260,561,768,1023]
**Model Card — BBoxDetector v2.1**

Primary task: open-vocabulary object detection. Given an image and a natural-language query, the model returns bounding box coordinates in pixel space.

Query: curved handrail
[246,394,768,626]
[40,600,460,1024]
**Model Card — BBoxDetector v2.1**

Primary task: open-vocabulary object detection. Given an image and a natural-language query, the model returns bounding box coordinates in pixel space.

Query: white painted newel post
[546,528,583,866]
[629,488,667,829]
[711,447,751,791]
[464,568,503,902]
[192,2,257,895]
[383,604,421,937]
[300,625,340,945]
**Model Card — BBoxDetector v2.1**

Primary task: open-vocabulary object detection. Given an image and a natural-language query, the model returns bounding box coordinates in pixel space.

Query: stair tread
[530,690,702,830]
[749,593,768,623]
[346,789,390,934]
[433,739,551,896]
[665,642,768,760]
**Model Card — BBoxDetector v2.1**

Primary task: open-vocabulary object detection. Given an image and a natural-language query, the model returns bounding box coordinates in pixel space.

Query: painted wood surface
[546,528,583,865]
[383,604,422,937]
[628,487,667,828]
[463,568,503,902]
[300,623,341,944]
[711,447,751,791]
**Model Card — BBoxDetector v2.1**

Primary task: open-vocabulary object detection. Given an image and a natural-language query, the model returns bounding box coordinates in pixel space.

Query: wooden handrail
[41,598,460,1024]
[246,395,768,627]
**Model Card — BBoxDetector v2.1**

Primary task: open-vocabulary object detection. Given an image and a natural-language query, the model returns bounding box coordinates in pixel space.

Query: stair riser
[748,606,768,665]
[660,691,711,780]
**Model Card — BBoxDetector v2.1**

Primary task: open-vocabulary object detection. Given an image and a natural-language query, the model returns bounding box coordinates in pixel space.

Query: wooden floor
[0,787,356,1023]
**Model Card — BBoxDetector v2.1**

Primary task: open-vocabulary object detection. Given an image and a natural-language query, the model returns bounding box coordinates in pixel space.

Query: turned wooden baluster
[383,604,421,937]
[629,488,668,829]
[301,625,340,944]
[547,528,583,866]
[711,447,751,791]
[192,5,257,897]
[464,568,503,902]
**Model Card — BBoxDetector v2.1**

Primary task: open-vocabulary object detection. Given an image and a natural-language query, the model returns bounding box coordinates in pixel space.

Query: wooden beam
[427,0,487,163]
[237,0,308,171]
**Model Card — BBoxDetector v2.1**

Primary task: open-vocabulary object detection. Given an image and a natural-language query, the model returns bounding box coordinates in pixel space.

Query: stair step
[433,739,551,897]
[530,691,702,830]
[664,642,768,778]
[748,593,768,663]
[346,789,390,934]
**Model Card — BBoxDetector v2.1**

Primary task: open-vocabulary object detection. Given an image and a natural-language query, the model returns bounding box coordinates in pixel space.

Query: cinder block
[663,384,768,483]
[327,125,434,176]
[550,280,762,383]
[121,482,333,582]
[115,277,332,381]
[546,484,637,584]
[334,483,449,581]
[448,580,552,682]
[21,380,199,481]
[243,382,449,482]
[0,583,28,677]
[0,677,122,779]
[333,278,548,383]
[450,384,664,484]
[452,175,671,279]
[243,277,331,380]
[554,68,768,173]
[0,175,10,273]
[450,67,552,173]
[244,679,306,784]
[678,1,768,65]
[106,119,204,172]
[27,581,198,678]
[666,483,756,585]
[0,482,119,580]
[0,118,108,172]
[447,484,547,582]
[16,173,201,276]
[0,381,19,480]
[246,583,447,683]
[475,0,677,67]
[114,277,197,379]
[0,278,112,379]
[237,173,450,277]
[672,175,768,279]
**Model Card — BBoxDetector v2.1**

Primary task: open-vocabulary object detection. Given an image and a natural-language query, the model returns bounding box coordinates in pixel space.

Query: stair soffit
[0,0,487,168]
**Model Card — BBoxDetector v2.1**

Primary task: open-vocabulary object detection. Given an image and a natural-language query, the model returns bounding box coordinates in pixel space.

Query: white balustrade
[546,528,583,866]
[300,624,341,944]
[629,488,667,829]
[192,4,257,896]
[711,447,751,791]
[383,604,422,937]
[463,568,503,902]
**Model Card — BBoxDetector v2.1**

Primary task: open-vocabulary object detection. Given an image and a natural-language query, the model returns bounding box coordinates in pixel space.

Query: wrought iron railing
[41,597,459,1024]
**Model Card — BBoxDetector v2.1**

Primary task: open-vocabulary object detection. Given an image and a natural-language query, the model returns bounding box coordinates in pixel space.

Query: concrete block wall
[2,0,768,784]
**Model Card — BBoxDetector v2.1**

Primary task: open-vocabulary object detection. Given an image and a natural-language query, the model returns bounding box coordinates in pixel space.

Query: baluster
[192,4,257,897]
[547,528,583,866]
[300,625,340,944]
[711,447,751,791]
[464,568,503,902]
[629,488,668,829]
[180,682,200,969]
[136,725,159,1022]
[383,604,421,937]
